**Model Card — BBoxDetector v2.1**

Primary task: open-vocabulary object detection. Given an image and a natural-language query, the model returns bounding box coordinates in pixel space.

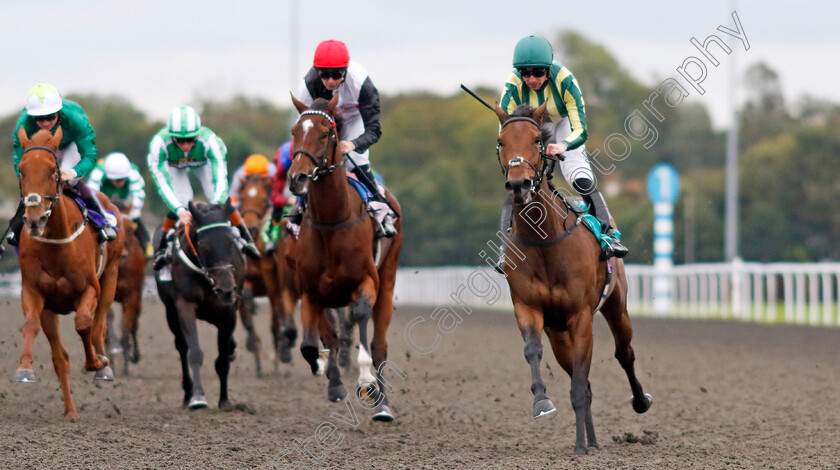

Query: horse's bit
[293,110,339,181]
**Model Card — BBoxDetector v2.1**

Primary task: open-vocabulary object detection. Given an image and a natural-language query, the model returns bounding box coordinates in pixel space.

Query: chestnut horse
[154,200,244,409]
[494,103,652,454]
[14,127,125,419]
[237,174,299,375]
[110,201,146,375]
[288,95,403,421]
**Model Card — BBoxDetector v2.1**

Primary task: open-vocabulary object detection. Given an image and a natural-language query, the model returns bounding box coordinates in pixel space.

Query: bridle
[238,179,271,220]
[496,116,559,196]
[19,146,63,221]
[292,110,339,181]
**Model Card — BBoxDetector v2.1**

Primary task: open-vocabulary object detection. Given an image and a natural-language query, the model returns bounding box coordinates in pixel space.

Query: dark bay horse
[14,127,125,419]
[110,201,146,375]
[494,103,652,454]
[238,174,299,375]
[154,200,244,409]
[288,94,403,421]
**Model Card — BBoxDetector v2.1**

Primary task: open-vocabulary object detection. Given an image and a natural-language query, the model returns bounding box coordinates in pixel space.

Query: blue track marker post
[647,164,680,316]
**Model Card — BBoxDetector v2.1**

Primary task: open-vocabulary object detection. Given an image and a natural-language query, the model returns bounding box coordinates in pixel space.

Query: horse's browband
[502,116,540,129]
[298,110,336,126]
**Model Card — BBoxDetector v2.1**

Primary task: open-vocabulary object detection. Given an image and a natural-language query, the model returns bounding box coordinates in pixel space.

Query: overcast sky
[2,1,838,130]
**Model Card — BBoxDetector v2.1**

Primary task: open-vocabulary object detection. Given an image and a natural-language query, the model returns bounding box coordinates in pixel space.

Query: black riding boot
[153,214,177,271]
[5,201,25,248]
[78,186,116,242]
[494,195,514,274]
[353,164,397,237]
[575,178,628,259]
[236,223,261,259]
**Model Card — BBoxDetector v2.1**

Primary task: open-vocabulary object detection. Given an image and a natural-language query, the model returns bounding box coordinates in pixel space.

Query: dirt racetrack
[0,298,839,469]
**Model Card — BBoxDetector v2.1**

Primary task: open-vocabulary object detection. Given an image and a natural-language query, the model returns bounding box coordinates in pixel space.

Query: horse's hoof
[533,398,556,419]
[278,345,292,364]
[356,382,377,402]
[372,403,394,422]
[328,384,348,402]
[219,400,232,410]
[64,411,80,421]
[11,369,37,383]
[246,336,259,353]
[574,446,588,455]
[94,365,115,381]
[130,351,141,364]
[189,395,208,410]
[632,393,653,414]
[109,345,124,355]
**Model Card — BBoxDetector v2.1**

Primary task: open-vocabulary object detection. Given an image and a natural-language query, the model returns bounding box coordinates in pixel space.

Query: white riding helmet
[25,83,63,116]
[103,152,132,180]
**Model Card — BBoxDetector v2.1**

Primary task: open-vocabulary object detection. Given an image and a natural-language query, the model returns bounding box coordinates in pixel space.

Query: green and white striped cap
[168,105,201,138]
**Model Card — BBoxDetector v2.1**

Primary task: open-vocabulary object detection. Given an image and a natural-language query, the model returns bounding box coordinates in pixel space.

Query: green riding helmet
[512,35,554,68]
[168,105,201,138]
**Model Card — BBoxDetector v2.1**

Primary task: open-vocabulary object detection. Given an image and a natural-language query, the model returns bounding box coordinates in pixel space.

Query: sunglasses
[173,137,196,144]
[318,68,346,80]
[518,67,548,78]
[34,113,58,122]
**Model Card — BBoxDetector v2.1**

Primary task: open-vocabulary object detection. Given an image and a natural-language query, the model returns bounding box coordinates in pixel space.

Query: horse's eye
[497,140,503,147]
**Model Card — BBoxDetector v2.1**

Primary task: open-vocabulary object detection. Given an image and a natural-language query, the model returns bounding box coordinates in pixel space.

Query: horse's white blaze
[246,186,258,197]
[301,118,314,137]
[357,344,375,386]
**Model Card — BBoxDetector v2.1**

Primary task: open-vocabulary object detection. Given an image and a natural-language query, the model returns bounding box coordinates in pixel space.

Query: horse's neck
[511,184,568,243]
[308,166,354,222]
[44,196,83,239]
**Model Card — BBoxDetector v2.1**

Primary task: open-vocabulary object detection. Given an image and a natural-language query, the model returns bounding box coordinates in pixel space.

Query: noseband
[20,146,63,220]
[293,110,339,181]
[177,222,237,294]
[496,117,559,195]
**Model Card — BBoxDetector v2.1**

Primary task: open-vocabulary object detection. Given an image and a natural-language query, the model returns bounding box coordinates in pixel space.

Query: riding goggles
[317,68,347,80]
[518,67,549,78]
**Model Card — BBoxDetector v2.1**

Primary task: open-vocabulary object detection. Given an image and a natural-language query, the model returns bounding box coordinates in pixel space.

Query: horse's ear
[48,126,63,150]
[223,197,235,217]
[327,93,339,114]
[17,126,30,148]
[291,93,308,113]
[188,201,196,214]
[494,105,509,125]
[533,101,549,124]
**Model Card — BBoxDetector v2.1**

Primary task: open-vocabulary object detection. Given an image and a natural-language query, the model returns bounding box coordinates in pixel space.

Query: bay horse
[109,200,146,375]
[14,127,125,419]
[494,103,652,454]
[154,199,244,409]
[237,174,299,376]
[288,94,403,421]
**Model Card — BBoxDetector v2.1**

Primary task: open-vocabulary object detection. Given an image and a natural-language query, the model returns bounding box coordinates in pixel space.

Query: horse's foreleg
[94,263,120,361]
[299,295,323,374]
[316,308,347,402]
[369,277,397,422]
[14,286,44,382]
[75,285,104,373]
[122,291,142,365]
[215,314,236,409]
[547,315,596,455]
[176,298,207,409]
[164,297,192,407]
[600,294,652,414]
[40,310,77,419]
[514,304,554,420]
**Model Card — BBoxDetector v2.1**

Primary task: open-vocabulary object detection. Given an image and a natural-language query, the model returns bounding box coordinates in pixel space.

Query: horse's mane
[511,104,553,143]
[310,98,344,134]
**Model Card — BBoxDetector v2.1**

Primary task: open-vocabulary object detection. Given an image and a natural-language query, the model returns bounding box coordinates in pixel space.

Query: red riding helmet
[313,40,350,68]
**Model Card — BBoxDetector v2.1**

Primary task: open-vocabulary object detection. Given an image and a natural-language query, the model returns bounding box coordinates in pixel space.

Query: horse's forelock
[307,98,343,133]
[509,105,553,142]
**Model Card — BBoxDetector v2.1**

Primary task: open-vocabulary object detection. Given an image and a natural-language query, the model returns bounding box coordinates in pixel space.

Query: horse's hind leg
[40,310,77,420]
[317,308,347,402]
[545,317,597,455]
[14,286,44,383]
[176,299,207,409]
[601,289,652,414]
[370,277,399,422]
